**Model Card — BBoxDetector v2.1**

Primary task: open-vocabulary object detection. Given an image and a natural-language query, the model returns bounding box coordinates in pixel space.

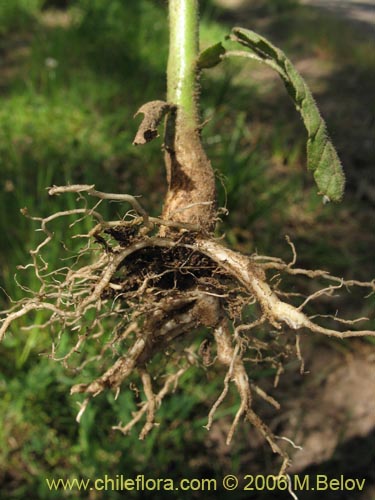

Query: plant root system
[1,184,374,474]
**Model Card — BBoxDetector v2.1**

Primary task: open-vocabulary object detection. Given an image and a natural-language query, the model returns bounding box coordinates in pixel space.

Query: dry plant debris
[1,183,373,474]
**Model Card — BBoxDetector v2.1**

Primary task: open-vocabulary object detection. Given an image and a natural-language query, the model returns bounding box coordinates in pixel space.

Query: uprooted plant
[1,0,374,474]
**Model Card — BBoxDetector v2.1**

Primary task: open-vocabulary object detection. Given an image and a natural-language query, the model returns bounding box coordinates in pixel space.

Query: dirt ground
[209,0,375,496]
[301,0,375,26]
[1,2,373,497]
[218,0,375,25]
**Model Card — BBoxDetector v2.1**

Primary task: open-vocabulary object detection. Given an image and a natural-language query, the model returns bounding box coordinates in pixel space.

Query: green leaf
[229,27,345,202]
[197,42,226,69]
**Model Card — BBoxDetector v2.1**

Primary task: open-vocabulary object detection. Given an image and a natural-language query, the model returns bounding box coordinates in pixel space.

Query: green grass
[0,0,43,36]
[0,1,374,497]
[0,4,253,496]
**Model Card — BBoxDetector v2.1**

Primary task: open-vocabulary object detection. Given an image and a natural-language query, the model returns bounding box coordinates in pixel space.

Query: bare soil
[208,0,375,493]
[301,0,375,26]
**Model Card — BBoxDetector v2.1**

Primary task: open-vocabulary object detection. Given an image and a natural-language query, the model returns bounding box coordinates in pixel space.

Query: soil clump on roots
[1,179,374,474]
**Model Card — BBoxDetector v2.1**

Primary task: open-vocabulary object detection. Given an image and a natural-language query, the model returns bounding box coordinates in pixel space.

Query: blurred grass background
[0,0,374,498]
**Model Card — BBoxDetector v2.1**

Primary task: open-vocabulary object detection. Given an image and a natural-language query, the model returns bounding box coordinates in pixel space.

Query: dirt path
[217,0,375,27]
[300,0,375,26]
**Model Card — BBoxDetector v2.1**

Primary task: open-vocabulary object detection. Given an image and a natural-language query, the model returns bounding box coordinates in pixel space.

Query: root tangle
[1,184,374,472]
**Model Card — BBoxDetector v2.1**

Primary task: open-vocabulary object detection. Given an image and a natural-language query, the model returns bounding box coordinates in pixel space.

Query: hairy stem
[162,0,216,233]
[167,0,199,126]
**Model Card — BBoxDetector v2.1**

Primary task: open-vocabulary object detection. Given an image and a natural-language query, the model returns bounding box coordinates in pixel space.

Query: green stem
[162,0,216,233]
[167,0,199,125]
